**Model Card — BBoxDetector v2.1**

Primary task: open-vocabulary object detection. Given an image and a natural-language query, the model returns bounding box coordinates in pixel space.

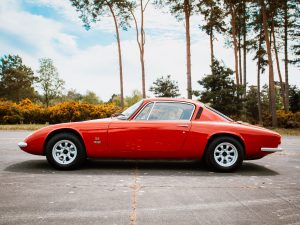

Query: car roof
[143,98,203,106]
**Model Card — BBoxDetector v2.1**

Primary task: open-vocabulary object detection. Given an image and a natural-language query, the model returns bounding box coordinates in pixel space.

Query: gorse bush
[0,99,120,124]
[262,110,300,128]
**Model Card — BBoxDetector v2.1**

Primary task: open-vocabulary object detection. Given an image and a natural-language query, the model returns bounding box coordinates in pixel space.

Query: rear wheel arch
[203,133,245,171]
[204,133,245,159]
[43,128,86,155]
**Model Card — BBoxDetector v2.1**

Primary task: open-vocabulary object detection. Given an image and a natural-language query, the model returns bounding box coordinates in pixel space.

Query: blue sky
[0,0,299,101]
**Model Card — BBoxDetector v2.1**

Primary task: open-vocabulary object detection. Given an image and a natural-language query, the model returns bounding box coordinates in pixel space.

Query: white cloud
[26,0,82,25]
[0,0,78,57]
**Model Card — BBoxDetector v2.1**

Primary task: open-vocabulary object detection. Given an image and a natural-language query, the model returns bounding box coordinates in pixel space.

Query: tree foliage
[0,55,36,102]
[63,89,83,102]
[198,0,226,36]
[125,89,143,106]
[149,75,180,98]
[155,0,198,20]
[70,0,132,30]
[108,90,143,107]
[195,60,244,116]
[289,85,300,113]
[82,90,102,104]
[37,58,65,107]
[290,2,300,66]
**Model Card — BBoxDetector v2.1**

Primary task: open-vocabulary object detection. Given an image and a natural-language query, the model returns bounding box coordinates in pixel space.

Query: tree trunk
[238,31,243,86]
[131,1,148,98]
[257,31,263,125]
[271,19,287,111]
[260,0,277,127]
[284,0,289,111]
[184,0,192,99]
[243,0,247,95]
[140,0,146,98]
[45,93,49,108]
[230,7,240,85]
[209,3,214,70]
[210,27,214,69]
[109,5,124,108]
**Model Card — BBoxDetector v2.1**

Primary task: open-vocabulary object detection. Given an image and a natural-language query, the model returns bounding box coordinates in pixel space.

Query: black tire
[45,132,86,170]
[205,136,244,172]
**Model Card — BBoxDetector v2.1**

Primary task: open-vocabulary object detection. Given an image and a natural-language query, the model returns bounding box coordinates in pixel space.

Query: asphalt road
[0,131,300,225]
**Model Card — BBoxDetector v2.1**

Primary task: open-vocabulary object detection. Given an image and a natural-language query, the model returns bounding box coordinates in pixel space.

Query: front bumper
[261,147,283,152]
[18,142,27,148]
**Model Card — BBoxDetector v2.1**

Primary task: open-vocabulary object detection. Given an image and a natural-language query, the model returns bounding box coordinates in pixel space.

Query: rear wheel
[45,133,86,170]
[205,136,244,172]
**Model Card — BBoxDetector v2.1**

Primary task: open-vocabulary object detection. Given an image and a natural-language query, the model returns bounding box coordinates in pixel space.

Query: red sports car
[18,98,282,171]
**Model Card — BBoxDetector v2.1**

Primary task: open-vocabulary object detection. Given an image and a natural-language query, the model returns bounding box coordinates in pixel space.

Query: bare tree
[155,0,197,99]
[224,0,240,85]
[129,0,151,98]
[71,0,132,108]
[260,0,277,127]
[198,0,226,72]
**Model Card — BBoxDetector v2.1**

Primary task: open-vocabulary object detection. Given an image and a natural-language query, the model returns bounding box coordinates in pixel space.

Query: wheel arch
[43,128,86,155]
[204,132,246,158]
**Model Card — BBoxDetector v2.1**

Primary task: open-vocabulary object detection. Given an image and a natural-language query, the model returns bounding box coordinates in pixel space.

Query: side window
[134,103,154,120]
[148,102,194,120]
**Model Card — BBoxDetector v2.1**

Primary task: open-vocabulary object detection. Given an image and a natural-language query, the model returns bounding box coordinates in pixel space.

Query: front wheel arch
[45,132,86,170]
[43,128,86,155]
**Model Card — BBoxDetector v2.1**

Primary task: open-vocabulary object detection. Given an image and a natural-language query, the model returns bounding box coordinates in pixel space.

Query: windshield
[205,105,234,122]
[117,100,143,119]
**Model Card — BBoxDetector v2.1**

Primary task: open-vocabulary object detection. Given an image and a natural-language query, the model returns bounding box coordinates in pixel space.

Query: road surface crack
[129,166,141,225]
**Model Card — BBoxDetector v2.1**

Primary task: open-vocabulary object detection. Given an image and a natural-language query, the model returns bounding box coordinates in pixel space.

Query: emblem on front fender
[93,137,101,144]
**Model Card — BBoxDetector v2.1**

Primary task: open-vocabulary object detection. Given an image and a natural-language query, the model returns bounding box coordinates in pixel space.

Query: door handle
[177,124,189,127]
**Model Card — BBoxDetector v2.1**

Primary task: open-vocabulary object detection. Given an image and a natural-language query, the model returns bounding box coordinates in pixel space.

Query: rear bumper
[261,147,283,152]
[18,142,28,148]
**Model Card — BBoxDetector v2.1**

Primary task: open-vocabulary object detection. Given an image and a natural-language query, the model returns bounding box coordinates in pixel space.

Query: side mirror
[111,113,128,120]
[111,113,121,117]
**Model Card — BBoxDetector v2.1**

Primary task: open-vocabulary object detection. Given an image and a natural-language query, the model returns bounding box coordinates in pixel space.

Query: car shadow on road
[4,159,279,176]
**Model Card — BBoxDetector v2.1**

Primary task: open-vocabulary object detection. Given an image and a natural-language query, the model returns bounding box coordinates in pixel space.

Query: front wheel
[45,133,86,170]
[205,136,244,172]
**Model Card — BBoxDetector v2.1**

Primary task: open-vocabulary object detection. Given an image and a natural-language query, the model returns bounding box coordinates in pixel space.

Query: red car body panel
[19,98,281,161]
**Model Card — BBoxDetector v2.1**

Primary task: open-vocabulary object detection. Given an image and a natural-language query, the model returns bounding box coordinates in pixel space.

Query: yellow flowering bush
[263,110,300,128]
[276,110,300,128]
[0,99,120,124]
[17,99,48,124]
[0,99,22,124]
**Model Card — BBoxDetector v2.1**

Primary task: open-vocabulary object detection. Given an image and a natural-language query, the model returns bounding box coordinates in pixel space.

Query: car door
[108,101,195,158]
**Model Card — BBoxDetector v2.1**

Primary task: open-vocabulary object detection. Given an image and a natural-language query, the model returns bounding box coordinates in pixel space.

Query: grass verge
[0,124,47,131]
[271,128,300,136]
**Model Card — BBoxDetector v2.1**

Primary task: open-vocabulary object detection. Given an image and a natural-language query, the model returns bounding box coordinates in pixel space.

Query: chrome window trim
[146,102,156,120]
[119,99,144,119]
[133,101,154,121]
[133,100,196,121]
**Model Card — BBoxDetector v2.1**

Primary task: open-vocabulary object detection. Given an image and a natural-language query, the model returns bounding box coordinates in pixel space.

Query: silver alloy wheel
[52,140,77,165]
[213,142,238,167]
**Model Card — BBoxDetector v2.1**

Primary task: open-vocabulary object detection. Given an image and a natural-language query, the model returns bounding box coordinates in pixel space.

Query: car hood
[27,117,114,138]
[48,117,113,128]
